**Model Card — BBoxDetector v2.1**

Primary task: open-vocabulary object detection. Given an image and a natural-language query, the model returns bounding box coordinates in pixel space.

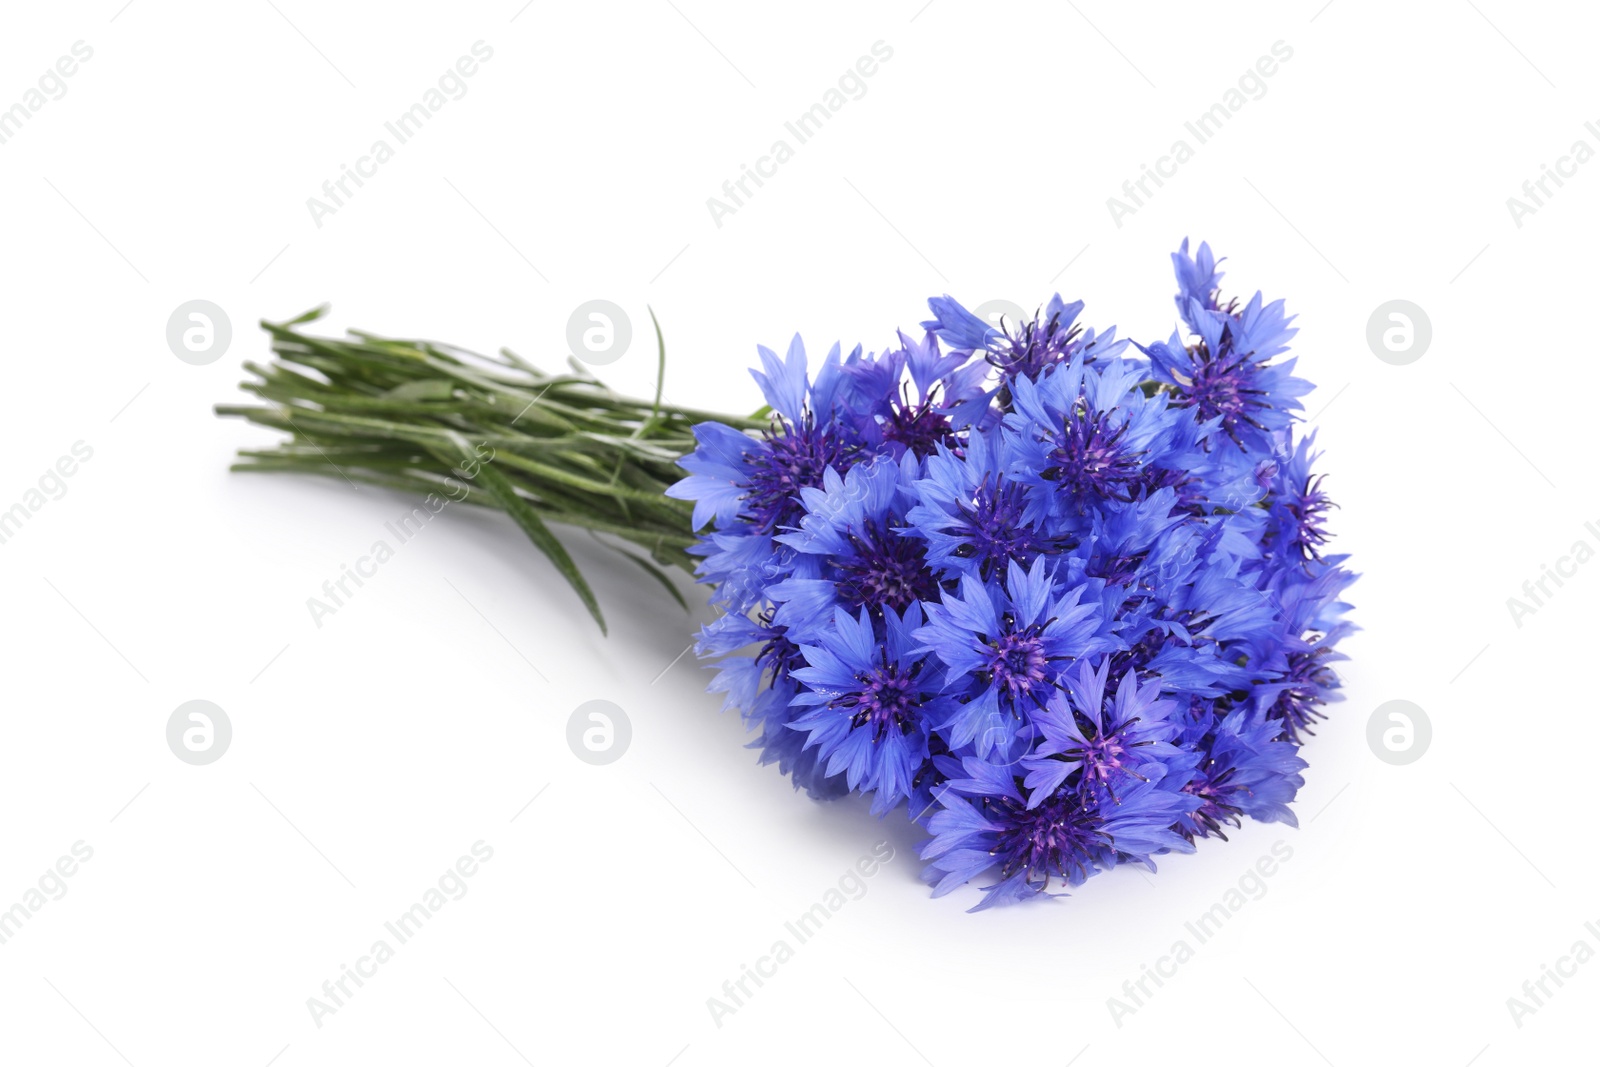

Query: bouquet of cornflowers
[220,240,1355,910]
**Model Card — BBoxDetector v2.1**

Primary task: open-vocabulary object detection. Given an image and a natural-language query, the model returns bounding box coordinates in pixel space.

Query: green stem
[217,308,747,627]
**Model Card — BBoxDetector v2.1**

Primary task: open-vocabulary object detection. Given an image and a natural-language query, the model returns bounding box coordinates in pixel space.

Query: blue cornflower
[667,242,1354,908]
[906,430,1067,582]
[1249,560,1357,742]
[667,335,868,537]
[920,753,1196,909]
[788,603,943,813]
[1263,432,1338,568]
[698,604,806,698]
[915,558,1115,756]
[924,294,1129,385]
[1140,327,1305,452]
[1172,237,1224,322]
[843,329,988,457]
[1005,357,1187,515]
[1139,244,1309,452]
[745,676,851,802]
[1020,658,1182,806]
[1176,706,1309,838]
[920,759,1105,908]
[1079,488,1188,589]
[770,453,938,638]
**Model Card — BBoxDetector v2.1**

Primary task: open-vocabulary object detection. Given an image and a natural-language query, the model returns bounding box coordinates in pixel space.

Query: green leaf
[385,379,457,402]
[431,434,608,635]
[611,542,690,612]
[218,309,744,631]
[271,305,331,328]
[632,306,666,439]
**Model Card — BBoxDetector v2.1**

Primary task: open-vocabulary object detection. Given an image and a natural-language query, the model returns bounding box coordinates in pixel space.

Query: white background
[0,1,1594,1064]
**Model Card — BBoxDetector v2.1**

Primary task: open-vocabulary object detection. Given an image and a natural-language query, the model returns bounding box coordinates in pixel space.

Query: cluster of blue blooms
[668,241,1355,909]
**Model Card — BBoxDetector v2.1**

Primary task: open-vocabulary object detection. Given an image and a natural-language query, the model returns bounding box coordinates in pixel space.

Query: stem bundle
[216,307,758,634]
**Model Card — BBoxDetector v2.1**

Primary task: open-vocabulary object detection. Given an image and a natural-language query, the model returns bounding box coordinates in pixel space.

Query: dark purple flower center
[744,418,855,533]
[1266,645,1337,742]
[1173,340,1269,446]
[755,610,804,684]
[1041,399,1142,500]
[1178,761,1243,842]
[988,788,1103,887]
[1285,473,1335,565]
[838,661,922,740]
[883,385,956,457]
[992,311,1084,382]
[951,478,1064,581]
[1061,718,1150,796]
[983,623,1054,706]
[835,519,938,613]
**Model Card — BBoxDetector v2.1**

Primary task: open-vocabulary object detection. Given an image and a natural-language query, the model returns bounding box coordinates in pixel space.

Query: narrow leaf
[385,379,457,401]
[431,436,608,635]
[612,542,690,612]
